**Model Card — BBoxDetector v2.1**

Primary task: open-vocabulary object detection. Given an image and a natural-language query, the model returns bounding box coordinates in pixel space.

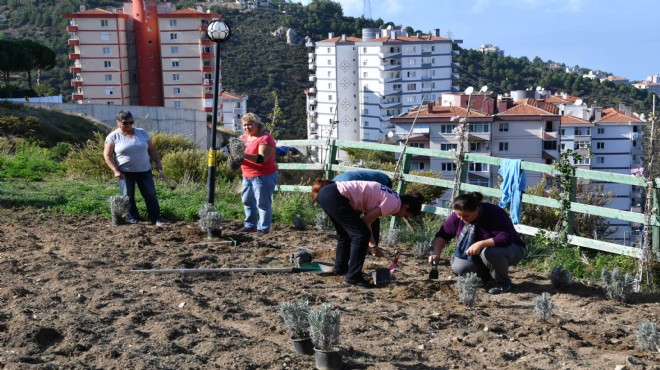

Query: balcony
[203,79,213,86]
[68,39,79,46]
[308,99,317,106]
[71,79,83,87]
[66,25,78,32]
[72,93,83,101]
[69,54,80,61]
[309,75,316,82]
[204,92,213,99]
[201,52,213,59]
[308,87,317,94]
[451,62,460,68]
[309,63,316,71]
[202,66,213,73]
[451,50,460,56]
[451,73,460,80]
[70,66,82,74]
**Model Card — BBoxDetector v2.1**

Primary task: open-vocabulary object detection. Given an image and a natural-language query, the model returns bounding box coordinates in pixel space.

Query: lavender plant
[636,319,659,351]
[199,211,223,233]
[455,272,482,308]
[601,268,635,303]
[549,265,571,288]
[308,303,341,351]
[381,227,400,247]
[108,195,130,224]
[277,299,310,340]
[413,239,433,258]
[314,212,332,232]
[533,292,555,322]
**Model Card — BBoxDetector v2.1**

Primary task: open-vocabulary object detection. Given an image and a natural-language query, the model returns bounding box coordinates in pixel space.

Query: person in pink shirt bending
[312,179,424,288]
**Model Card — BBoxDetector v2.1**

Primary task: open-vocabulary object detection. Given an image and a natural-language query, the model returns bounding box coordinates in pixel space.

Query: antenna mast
[363,0,372,19]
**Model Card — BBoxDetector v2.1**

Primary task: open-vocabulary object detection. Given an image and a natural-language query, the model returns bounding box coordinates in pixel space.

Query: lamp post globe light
[205,19,231,204]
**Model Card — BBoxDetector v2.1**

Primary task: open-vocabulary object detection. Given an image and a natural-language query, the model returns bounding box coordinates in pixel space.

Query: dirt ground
[0,209,659,370]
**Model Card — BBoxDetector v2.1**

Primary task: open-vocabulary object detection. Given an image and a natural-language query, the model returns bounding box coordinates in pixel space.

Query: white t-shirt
[105,128,152,172]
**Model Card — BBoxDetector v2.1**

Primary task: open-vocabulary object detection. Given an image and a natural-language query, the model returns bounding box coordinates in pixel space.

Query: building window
[104,61,112,68]
[440,124,455,134]
[104,74,112,82]
[441,162,456,171]
[499,142,509,151]
[172,60,180,67]
[405,46,416,53]
[327,59,332,65]
[560,128,565,136]
[173,87,181,95]
[363,47,367,53]
[407,71,416,78]
[327,71,332,77]
[406,96,416,103]
[101,20,108,27]
[169,20,177,27]
[561,143,566,150]
[406,83,416,91]
[363,72,368,78]
[574,141,590,150]
[543,141,557,150]
[597,128,605,134]
[499,123,509,132]
[408,59,417,65]
[102,47,111,55]
[440,143,457,151]
[105,87,113,95]
[170,33,177,40]
[174,101,181,108]
[171,46,179,54]
[596,142,604,149]
[596,156,605,164]
[574,127,591,136]
[409,142,425,148]
[411,161,425,170]
[576,157,591,165]
[172,74,180,81]
[469,163,489,171]
[468,124,489,133]
[393,84,401,91]
[328,95,333,101]
[100,32,110,41]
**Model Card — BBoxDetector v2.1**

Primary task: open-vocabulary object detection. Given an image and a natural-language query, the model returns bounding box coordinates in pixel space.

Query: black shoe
[239,226,257,233]
[488,284,512,294]
[344,277,373,288]
[319,270,346,277]
[256,230,270,236]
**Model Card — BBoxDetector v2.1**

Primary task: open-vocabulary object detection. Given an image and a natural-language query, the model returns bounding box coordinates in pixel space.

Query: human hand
[466,243,483,256]
[369,246,384,257]
[428,254,439,264]
[113,170,123,179]
[154,163,163,172]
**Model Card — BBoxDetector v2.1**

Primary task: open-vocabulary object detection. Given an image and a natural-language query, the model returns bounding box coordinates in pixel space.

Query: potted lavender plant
[277,299,313,355]
[308,303,342,370]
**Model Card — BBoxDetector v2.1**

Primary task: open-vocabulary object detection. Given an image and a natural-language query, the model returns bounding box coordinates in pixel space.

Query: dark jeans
[119,170,161,223]
[316,183,370,280]
[451,243,526,285]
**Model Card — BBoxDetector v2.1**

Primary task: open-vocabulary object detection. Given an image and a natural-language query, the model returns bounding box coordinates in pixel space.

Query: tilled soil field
[0,209,659,369]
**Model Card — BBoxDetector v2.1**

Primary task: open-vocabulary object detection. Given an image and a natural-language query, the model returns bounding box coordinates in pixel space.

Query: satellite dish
[480,85,488,92]
[387,131,395,138]
[574,99,583,106]
[536,86,542,92]
[640,113,646,121]
[464,86,475,95]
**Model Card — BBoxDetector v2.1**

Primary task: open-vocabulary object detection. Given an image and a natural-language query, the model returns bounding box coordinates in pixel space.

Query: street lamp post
[205,20,231,204]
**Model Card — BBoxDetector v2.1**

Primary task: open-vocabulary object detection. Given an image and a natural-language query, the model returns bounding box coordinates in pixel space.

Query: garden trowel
[428,259,439,280]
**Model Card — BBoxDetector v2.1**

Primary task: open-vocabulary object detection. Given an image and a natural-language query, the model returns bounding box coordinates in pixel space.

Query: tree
[266,91,286,139]
[0,39,30,84]
[20,39,56,88]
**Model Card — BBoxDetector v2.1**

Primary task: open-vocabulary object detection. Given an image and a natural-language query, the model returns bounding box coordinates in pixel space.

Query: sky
[300,0,658,82]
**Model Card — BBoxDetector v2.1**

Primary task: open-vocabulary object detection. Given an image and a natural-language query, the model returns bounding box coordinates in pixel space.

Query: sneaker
[154,220,167,227]
[344,277,373,289]
[239,226,257,233]
[488,284,512,294]
[126,218,140,224]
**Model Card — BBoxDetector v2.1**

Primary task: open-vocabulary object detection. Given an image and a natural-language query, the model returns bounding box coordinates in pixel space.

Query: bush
[549,265,571,288]
[0,140,63,180]
[601,268,635,303]
[456,272,481,308]
[273,191,317,226]
[64,132,108,180]
[308,304,341,351]
[278,299,311,340]
[161,149,207,183]
[150,132,197,158]
[403,169,446,203]
[636,319,659,351]
[533,292,555,322]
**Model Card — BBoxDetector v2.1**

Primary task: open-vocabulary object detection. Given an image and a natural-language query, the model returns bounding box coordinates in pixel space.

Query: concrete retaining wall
[22,103,208,149]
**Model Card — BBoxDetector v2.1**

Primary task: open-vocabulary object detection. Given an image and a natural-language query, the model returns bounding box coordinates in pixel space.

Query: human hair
[451,192,483,212]
[400,193,424,216]
[311,178,334,201]
[116,110,133,123]
[241,112,265,132]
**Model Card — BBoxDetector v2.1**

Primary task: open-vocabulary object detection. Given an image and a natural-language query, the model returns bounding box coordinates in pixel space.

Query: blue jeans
[119,170,161,223]
[242,172,278,232]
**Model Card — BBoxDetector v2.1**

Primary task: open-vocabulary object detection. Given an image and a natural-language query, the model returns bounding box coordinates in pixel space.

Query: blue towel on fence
[498,159,526,224]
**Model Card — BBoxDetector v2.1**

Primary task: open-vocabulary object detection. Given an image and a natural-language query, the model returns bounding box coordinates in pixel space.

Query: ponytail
[311,178,334,201]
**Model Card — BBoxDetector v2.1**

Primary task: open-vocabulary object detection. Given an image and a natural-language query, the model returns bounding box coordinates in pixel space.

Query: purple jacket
[435,203,525,248]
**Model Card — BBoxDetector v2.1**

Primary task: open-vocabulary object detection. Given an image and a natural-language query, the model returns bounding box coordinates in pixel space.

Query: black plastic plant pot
[291,337,314,355]
[314,349,342,370]
[111,215,125,226]
[207,228,222,239]
[372,268,391,286]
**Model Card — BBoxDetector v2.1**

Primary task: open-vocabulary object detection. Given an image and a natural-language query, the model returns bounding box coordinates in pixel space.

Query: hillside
[0,0,655,140]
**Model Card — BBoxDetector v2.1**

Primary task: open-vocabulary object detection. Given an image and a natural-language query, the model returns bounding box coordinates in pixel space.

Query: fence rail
[275,139,660,260]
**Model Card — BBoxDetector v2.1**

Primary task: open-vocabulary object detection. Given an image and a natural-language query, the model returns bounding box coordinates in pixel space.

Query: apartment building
[220,91,248,131]
[64,1,236,114]
[305,28,460,153]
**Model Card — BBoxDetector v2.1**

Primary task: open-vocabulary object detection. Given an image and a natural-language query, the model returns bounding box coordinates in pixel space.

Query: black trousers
[316,183,370,280]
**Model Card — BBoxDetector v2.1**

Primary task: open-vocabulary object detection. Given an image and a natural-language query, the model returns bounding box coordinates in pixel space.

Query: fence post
[566,175,577,236]
[390,153,412,229]
[324,140,338,179]
[653,181,660,256]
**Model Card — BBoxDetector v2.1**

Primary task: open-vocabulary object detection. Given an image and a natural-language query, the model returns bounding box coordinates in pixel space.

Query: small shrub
[50,142,71,161]
[150,132,196,158]
[292,214,306,230]
[199,211,223,232]
[314,211,333,232]
[533,292,555,322]
[161,149,207,183]
[198,203,216,218]
[549,265,571,288]
[108,195,130,217]
[277,299,310,340]
[0,140,63,180]
[601,268,635,303]
[308,303,341,351]
[64,132,108,180]
[381,227,400,246]
[413,239,433,258]
[636,319,659,351]
[273,192,316,226]
[455,272,482,308]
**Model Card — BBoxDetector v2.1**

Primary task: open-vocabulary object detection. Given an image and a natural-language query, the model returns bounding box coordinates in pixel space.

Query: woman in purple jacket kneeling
[429,192,526,294]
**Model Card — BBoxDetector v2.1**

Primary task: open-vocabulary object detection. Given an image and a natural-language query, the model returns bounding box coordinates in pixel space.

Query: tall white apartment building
[305,28,460,151]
